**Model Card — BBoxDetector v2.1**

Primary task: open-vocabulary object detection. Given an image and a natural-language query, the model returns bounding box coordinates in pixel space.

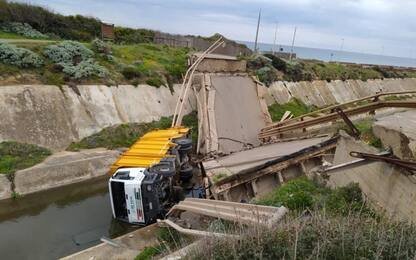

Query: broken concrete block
[328,132,416,222]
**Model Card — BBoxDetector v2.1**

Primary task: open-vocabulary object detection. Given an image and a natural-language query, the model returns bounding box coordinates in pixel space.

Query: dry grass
[188,211,416,259]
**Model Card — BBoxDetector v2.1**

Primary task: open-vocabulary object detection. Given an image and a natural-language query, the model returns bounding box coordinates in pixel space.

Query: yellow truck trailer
[108,127,197,224]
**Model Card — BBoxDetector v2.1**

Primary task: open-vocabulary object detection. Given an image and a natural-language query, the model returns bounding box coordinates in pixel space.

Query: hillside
[1,0,416,87]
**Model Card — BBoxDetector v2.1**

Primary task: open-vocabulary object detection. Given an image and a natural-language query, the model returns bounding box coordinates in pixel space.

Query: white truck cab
[109,168,147,224]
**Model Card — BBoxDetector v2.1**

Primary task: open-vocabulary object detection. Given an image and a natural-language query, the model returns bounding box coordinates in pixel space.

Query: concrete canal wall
[265,78,416,106]
[0,84,194,151]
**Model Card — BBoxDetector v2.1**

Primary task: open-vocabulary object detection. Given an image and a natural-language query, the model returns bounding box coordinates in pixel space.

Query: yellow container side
[109,127,189,175]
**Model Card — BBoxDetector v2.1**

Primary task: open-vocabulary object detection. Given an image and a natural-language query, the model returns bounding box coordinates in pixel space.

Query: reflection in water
[0,176,137,260]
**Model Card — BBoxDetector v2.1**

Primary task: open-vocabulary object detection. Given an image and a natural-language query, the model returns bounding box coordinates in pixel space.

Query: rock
[14,149,121,196]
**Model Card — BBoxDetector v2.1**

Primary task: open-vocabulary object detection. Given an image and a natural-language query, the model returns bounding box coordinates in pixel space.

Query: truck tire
[172,186,185,202]
[150,163,175,177]
[179,165,193,182]
[175,138,192,152]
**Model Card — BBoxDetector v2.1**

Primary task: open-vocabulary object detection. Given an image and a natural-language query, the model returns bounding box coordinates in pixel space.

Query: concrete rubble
[325,132,416,221]
[373,110,416,159]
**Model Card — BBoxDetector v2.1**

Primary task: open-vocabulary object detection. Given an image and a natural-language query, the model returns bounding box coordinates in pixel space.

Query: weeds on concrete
[135,227,192,260]
[268,98,316,122]
[0,141,51,175]
[67,112,198,151]
[337,119,383,148]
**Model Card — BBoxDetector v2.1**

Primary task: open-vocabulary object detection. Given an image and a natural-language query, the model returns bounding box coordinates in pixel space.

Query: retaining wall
[0,84,194,151]
[265,78,416,107]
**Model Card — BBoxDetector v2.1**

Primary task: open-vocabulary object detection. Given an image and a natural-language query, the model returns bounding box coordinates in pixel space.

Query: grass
[67,112,198,151]
[187,178,416,259]
[255,177,368,215]
[268,98,316,122]
[135,227,191,260]
[0,141,51,175]
[338,118,383,148]
[0,30,28,39]
[190,211,416,259]
[113,43,188,83]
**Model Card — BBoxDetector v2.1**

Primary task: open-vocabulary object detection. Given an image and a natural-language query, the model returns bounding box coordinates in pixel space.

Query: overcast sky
[17,0,416,58]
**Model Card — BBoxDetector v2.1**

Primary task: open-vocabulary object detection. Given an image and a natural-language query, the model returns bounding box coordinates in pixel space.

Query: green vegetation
[0,141,51,175]
[249,54,416,84]
[268,98,316,122]
[355,119,383,148]
[113,43,188,84]
[211,172,228,184]
[0,42,44,68]
[135,246,163,260]
[0,39,188,85]
[0,30,27,39]
[188,178,416,259]
[67,112,198,151]
[256,177,367,214]
[135,227,191,260]
[338,119,383,148]
[192,211,416,259]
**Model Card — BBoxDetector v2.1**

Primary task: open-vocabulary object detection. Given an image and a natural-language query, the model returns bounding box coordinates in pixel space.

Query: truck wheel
[175,138,192,151]
[179,165,193,182]
[150,163,175,177]
[172,186,185,202]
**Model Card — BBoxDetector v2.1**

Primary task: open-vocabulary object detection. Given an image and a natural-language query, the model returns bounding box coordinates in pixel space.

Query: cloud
[14,0,416,57]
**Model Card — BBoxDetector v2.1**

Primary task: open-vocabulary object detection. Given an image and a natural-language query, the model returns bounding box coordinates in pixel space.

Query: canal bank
[0,176,137,260]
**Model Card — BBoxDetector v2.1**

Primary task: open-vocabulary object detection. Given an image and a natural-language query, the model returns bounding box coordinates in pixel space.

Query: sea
[240,41,416,68]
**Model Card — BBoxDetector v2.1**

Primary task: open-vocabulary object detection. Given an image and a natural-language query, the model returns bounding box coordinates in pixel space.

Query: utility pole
[272,22,278,54]
[289,26,297,61]
[254,9,261,54]
[340,38,345,52]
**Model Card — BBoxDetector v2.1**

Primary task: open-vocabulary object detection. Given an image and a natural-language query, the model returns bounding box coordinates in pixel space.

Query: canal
[0,176,138,260]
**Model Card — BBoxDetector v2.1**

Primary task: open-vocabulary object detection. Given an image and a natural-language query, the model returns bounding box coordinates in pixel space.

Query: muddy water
[0,176,137,260]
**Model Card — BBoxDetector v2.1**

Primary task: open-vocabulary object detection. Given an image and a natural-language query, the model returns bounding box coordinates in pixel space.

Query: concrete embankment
[0,84,194,151]
[265,78,416,106]
[14,149,120,196]
[0,149,120,199]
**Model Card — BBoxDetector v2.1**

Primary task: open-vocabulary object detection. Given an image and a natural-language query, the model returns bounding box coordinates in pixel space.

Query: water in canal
[0,176,138,260]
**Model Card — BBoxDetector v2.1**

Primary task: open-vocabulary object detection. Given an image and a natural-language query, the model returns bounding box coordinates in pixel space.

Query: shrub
[114,27,155,44]
[61,58,108,79]
[0,43,43,68]
[264,54,287,71]
[44,41,107,79]
[146,76,165,87]
[44,41,93,64]
[91,38,112,54]
[121,65,142,80]
[0,1,101,41]
[1,22,47,38]
[256,66,277,86]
